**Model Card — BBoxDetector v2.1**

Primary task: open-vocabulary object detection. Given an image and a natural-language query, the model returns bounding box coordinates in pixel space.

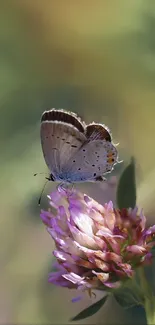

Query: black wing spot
[98,167,101,171]
[83,149,86,152]
[97,155,100,158]
[92,164,95,167]
[62,138,65,140]
[46,136,48,139]
[66,141,70,144]
[93,173,96,176]
[71,145,78,148]
[78,168,81,170]
[57,136,60,139]
[73,160,76,163]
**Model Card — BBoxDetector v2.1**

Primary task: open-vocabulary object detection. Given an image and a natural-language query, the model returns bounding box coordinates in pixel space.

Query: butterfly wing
[40,109,87,179]
[62,139,118,182]
[85,123,112,142]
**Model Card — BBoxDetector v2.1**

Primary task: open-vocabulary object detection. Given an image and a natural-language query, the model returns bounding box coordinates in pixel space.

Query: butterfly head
[46,173,56,182]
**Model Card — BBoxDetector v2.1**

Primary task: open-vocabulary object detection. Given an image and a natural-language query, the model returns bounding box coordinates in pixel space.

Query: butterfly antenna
[34,172,49,177]
[38,179,49,206]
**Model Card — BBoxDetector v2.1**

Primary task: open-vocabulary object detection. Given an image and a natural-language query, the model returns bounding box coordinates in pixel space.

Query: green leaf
[116,157,136,209]
[71,295,108,321]
[114,287,143,309]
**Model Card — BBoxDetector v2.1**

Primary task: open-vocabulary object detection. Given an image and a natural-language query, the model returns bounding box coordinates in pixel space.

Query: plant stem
[138,267,155,325]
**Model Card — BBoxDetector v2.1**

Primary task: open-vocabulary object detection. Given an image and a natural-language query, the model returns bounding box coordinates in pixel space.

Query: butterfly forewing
[40,110,87,178]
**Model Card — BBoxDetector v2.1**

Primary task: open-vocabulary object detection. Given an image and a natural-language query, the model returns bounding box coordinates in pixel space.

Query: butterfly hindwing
[62,139,118,182]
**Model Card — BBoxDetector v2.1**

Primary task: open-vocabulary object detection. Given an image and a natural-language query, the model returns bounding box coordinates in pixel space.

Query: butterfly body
[40,109,119,183]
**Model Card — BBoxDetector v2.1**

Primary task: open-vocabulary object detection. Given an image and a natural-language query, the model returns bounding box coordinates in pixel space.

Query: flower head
[40,187,155,293]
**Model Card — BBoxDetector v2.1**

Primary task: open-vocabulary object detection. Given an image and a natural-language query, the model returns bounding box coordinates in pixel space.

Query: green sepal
[71,295,108,321]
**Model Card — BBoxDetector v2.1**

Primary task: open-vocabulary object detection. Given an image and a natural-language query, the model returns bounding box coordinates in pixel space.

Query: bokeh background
[1,0,155,323]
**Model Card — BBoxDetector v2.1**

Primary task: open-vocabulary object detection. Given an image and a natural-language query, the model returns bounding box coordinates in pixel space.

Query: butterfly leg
[57,182,74,195]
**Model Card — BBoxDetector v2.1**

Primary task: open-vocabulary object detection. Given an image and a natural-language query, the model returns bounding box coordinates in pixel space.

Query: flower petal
[69,207,95,236]
[84,194,105,214]
[126,245,146,255]
[92,271,109,283]
[104,281,121,288]
[104,201,116,231]
[67,223,99,249]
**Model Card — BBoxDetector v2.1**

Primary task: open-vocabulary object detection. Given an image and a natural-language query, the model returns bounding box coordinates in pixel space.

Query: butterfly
[40,109,119,183]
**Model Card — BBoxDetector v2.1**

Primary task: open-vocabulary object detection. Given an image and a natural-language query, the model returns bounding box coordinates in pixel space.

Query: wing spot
[57,136,60,139]
[52,134,54,137]
[94,173,96,177]
[92,164,95,167]
[78,168,81,170]
[97,156,100,158]
[98,167,101,171]
[83,149,86,152]
[107,158,115,163]
[46,136,48,139]
[71,145,78,148]
[66,141,70,144]
[62,138,65,140]
[73,160,76,163]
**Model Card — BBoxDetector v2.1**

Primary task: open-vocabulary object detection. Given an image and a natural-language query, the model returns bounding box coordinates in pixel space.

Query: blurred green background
[1,0,155,323]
